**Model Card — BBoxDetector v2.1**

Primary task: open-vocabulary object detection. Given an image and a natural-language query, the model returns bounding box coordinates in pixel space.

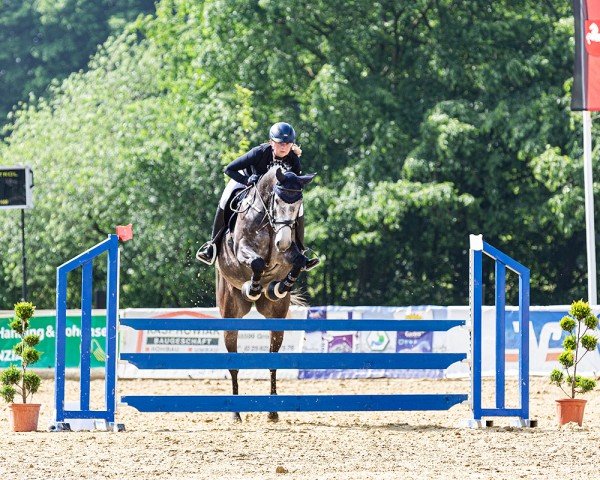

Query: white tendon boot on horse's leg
[241,257,266,302]
[265,257,303,302]
[265,281,288,301]
[241,281,262,302]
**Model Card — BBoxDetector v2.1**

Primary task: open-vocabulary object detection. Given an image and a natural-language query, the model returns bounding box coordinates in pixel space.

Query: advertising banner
[3,306,598,379]
[0,310,107,370]
[119,307,305,379]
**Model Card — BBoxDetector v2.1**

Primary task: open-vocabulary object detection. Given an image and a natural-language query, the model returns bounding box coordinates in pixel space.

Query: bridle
[255,184,302,234]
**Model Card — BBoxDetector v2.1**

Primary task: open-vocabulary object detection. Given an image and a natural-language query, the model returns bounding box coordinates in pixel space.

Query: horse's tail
[290,288,308,307]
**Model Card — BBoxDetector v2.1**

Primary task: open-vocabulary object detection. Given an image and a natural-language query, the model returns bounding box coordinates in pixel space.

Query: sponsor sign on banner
[507,308,600,375]
[585,20,600,56]
[0,310,107,370]
[299,306,448,379]
[119,308,305,379]
[396,331,433,353]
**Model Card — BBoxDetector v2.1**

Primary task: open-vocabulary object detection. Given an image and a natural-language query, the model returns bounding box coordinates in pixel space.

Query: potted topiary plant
[0,302,43,431]
[550,300,598,426]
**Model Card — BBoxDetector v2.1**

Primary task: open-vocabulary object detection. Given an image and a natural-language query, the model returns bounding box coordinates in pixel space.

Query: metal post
[583,110,597,305]
[21,209,27,300]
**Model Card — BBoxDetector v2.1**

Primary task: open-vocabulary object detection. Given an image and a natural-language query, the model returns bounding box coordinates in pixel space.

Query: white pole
[583,110,597,305]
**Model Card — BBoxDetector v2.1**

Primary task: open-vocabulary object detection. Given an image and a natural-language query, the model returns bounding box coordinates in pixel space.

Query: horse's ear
[276,168,286,183]
[298,173,316,185]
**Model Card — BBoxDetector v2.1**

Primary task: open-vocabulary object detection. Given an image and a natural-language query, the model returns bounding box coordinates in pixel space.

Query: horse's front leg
[239,251,267,302]
[268,330,284,422]
[265,250,305,301]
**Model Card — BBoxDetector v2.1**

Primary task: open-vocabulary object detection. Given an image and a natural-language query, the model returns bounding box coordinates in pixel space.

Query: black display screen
[0,168,28,208]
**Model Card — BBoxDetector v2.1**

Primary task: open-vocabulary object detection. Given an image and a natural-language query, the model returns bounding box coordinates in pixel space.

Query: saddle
[224,187,251,234]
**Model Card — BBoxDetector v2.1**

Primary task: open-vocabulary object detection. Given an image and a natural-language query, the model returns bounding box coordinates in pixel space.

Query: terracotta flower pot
[8,403,41,432]
[555,398,587,426]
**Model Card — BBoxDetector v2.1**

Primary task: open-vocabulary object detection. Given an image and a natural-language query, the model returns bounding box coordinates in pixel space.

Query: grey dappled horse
[216,165,315,421]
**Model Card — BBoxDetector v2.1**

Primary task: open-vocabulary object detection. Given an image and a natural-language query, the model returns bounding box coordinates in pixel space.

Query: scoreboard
[0,166,33,209]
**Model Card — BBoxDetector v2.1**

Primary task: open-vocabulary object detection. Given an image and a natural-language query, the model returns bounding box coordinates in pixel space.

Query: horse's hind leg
[256,296,291,422]
[224,330,242,423]
[218,273,251,423]
[268,330,284,422]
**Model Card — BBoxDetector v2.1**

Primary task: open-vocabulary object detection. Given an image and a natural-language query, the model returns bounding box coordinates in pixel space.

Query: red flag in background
[573,0,600,110]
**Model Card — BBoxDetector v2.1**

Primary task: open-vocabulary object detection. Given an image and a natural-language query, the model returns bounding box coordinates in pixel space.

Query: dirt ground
[0,376,598,480]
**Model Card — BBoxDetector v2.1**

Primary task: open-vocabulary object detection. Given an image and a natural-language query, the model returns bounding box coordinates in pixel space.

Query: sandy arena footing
[0,377,598,479]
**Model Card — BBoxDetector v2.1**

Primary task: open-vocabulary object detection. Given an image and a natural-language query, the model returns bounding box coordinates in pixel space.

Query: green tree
[0,0,155,124]
[0,0,593,308]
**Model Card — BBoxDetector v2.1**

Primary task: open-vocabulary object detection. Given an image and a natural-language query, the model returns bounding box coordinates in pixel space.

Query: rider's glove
[247,174,260,185]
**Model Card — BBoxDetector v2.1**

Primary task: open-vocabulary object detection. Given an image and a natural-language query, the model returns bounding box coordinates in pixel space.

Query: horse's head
[260,167,315,252]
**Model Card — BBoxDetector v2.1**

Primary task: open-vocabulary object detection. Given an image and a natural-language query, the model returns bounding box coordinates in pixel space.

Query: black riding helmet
[269,122,296,143]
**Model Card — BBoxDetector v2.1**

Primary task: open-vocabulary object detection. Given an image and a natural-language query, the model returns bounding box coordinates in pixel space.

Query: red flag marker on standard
[116,224,133,242]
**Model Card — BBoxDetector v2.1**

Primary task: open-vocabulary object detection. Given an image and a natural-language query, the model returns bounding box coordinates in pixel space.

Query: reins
[229,185,255,215]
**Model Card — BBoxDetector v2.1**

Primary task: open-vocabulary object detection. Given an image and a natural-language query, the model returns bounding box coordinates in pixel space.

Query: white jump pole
[583,110,597,305]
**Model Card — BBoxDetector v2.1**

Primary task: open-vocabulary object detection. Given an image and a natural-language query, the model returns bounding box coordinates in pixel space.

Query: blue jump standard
[120,394,469,413]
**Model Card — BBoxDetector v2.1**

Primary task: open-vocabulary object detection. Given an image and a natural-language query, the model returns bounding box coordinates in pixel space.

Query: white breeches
[219,179,246,209]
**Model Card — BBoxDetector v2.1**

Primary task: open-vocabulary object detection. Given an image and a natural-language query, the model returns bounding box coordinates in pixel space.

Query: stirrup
[302,249,321,272]
[196,241,216,265]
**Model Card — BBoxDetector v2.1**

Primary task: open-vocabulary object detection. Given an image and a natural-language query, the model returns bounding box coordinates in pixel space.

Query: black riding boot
[295,215,320,271]
[196,207,226,265]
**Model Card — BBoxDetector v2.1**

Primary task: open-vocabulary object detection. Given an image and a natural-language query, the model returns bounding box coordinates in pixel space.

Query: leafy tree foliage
[0,0,593,308]
[0,0,155,123]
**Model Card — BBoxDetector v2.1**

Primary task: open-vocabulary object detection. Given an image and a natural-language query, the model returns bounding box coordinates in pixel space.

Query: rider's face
[270,140,293,157]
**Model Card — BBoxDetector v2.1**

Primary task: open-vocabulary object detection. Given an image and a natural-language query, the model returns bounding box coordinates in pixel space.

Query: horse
[215,164,316,422]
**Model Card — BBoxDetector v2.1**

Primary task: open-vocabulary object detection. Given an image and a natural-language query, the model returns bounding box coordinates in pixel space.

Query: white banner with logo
[117,306,600,379]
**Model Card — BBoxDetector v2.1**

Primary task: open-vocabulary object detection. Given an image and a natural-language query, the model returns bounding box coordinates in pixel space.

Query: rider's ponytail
[291,144,302,157]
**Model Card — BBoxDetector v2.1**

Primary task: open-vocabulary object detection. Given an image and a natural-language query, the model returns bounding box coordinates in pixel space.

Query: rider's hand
[247,174,259,185]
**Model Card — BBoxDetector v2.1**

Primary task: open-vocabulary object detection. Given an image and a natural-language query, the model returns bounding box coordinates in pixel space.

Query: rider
[196,122,320,271]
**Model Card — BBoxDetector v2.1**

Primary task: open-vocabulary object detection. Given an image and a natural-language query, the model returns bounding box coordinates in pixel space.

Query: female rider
[196,122,320,271]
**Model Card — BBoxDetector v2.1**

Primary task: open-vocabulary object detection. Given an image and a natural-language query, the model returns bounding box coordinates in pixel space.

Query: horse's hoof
[264,281,288,302]
[241,281,261,302]
[232,412,242,423]
[267,412,279,422]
